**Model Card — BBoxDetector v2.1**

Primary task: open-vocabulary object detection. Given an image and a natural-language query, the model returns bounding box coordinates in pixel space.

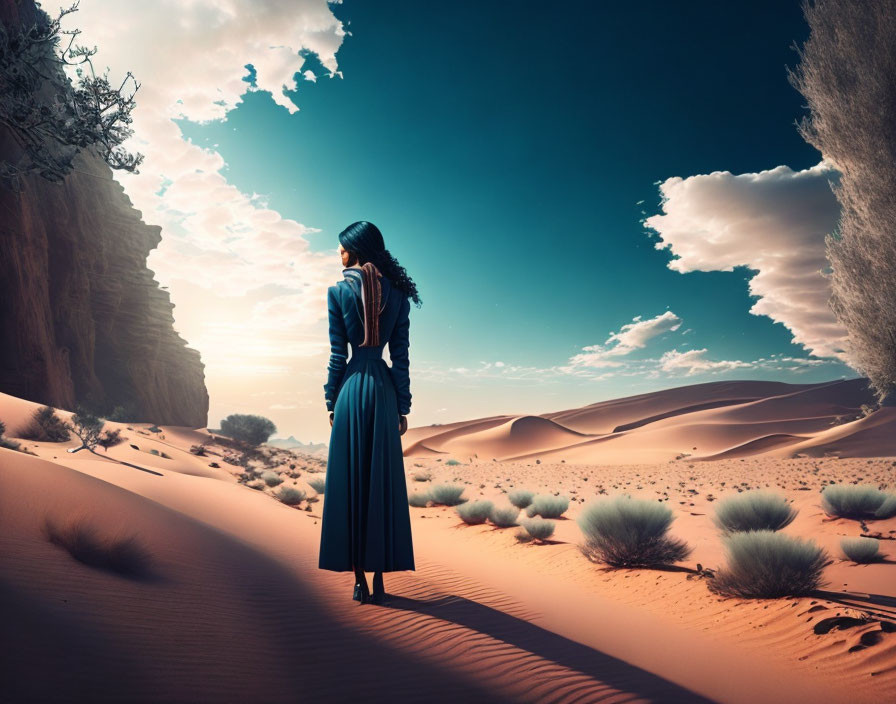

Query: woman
[318,221,421,605]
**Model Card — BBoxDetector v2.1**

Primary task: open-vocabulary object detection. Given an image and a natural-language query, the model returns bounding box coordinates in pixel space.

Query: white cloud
[566,311,682,368]
[58,0,348,328]
[643,162,849,361]
[657,348,754,376]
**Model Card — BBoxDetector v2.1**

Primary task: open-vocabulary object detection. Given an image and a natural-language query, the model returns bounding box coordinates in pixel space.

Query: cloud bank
[643,162,849,361]
[58,0,348,361]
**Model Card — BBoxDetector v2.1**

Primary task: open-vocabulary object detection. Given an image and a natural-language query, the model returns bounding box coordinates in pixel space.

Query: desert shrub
[148,448,160,456]
[520,518,555,542]
[276,487,306,505]
[821,484,896,519]
[247,480,266,491]
[218,414,277,448]
[429,483,466,506]
[97,428,123,449]
[189,444,207,456]
[578,495,692,567]
[708,530,828,598]
[840,537,882,563]
[444,459,462,466]
[712,491,797,533]
[307,477,326,494]
[0,436,20,450]
[507,489,534,509]
[412,470,432,482]
[526,494,569,519]
[408,491,431,508]
[262,470,283,487]
[43,516,152,578]
[66,407,104,451]
[489,505,521,528]
[20,405,70,442]
[456,500,494,525]
[875,494,896,519]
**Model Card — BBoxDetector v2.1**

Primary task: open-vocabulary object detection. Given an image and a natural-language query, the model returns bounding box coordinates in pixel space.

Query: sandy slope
[1,388,895,703]
[404,378,891,463]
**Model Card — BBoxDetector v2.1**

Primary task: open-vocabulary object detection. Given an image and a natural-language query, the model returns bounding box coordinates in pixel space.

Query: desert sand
[1,379,894,703]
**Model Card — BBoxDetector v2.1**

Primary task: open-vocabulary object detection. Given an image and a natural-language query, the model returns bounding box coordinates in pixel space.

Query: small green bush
[43,516,152,578]
[429,483,466,506]
[821,484,896,519]
[507,489,534,509]
[712,491,797,533]
[520,518,555,542]
[456,500,494,525]
[408,491,431,508]
[307,477,326,494]
[526,494,569,518]
[276,487,306,505]
[262,470,283,487]
[515,527,534,543]
[578,495,692,567]
[489,505,521,527]
[97,428,123,449]
[875,494,896,519]
[148,448,160,456]
[219,413,277,448]
[840,537,881,563]
[20,405,70,442]
[708,530,828,598]
[0,436,21,450]
[444,459,462,466]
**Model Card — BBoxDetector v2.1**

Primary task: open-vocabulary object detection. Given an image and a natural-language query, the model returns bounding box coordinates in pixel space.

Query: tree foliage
[787,0,896,403]
[219,413,277,448]
[66,407,104,451]
[0,0,143,190]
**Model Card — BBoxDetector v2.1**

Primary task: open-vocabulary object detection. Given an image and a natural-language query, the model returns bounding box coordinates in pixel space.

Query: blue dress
[318,267,416,573]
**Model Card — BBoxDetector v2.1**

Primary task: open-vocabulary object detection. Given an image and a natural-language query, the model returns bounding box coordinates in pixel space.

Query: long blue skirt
[318,355,416,572]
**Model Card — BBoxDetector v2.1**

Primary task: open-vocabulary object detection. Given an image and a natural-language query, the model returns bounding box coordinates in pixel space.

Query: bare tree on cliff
[788,0,896,405]
[0,0,143,191]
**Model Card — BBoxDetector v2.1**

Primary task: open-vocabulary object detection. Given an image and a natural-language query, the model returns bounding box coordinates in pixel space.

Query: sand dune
[423,415,594,461]
[405,377,890,464]
[540,380,819,433]
[2,386,894,703]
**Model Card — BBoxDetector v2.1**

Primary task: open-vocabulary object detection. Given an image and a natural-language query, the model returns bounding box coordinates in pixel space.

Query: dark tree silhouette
[0,0,143,190]
[66,406,104,452]
[219,413,277,449]
[788,0,896,404]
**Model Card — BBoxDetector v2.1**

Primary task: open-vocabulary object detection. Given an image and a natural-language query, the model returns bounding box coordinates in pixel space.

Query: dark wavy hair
[338,221,421,307]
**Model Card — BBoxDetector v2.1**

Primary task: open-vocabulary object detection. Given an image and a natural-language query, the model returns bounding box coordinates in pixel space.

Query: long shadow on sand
[381,592,715,703]
[814,589,896,620]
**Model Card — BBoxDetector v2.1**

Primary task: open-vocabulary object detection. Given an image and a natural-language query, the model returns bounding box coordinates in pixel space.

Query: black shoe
[353,570,370,603]
[369,571,387,604]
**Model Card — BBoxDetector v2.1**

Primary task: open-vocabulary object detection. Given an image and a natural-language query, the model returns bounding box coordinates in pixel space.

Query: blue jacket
[323,267,412,415]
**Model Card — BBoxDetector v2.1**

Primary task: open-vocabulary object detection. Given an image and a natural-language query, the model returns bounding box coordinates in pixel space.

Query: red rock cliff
[0,0,209,426]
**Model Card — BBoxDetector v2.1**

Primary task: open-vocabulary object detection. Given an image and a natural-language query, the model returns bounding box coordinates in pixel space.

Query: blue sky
[67,1,854,442]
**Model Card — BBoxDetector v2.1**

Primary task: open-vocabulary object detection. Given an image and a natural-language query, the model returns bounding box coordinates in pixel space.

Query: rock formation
[0,0,209,427]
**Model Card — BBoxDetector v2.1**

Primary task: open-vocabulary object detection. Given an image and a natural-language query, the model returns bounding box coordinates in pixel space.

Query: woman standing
[318,221,420,604]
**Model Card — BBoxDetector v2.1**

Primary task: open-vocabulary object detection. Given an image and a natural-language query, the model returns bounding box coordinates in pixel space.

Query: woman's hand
[399,415,408,436]
[329,411,334,428]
